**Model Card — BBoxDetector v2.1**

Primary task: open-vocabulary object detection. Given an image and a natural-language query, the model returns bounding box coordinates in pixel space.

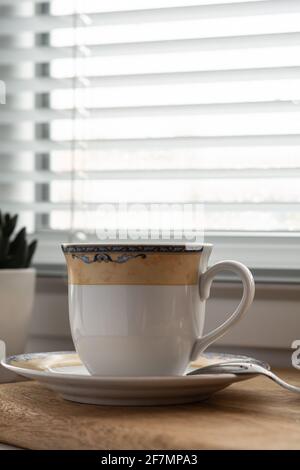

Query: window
[1,0,300,270]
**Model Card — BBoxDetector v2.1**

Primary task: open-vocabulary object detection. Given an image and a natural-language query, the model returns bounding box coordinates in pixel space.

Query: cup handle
[190,260,255,361]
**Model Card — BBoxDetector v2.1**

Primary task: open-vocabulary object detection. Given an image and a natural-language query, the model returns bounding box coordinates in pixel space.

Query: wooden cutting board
[0,370,299,450]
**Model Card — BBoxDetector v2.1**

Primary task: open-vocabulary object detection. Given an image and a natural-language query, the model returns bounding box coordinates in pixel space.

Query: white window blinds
[1,0,300,269]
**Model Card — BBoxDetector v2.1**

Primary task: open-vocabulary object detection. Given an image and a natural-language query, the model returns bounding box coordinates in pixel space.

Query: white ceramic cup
[62,243,255,376]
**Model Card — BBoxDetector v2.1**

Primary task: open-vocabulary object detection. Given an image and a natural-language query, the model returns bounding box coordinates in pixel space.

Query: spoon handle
[262,368,300,394]
[229,363,300,393]
[188,361,300,394]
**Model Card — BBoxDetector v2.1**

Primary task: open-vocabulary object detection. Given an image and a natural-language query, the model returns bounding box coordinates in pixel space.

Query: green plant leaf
[25,239,38,268]
[12,236,28,268]
[3,213,17,237]
[0,210,36,269]
[8,227,26,255]
[0,227,9,261]
[0,258,18,269]
[0,227,3,260]
[0,237,9,261]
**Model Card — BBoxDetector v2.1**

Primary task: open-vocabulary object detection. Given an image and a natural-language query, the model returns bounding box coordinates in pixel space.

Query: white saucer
[2,352,266,406]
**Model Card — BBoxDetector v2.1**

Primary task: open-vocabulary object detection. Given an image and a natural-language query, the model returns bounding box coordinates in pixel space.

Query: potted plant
[0,212,37,381]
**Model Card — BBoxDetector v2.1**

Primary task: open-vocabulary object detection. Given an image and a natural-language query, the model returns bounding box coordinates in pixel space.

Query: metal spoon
[188,361,300,394]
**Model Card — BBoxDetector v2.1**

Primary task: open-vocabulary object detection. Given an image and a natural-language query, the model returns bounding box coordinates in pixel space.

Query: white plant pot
[0,268,35,382]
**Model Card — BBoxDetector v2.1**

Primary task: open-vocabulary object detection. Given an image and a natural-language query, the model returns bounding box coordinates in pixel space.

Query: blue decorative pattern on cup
[72,253,147,264]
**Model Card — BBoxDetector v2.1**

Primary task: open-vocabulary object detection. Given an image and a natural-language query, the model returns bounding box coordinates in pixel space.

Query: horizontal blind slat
[2,135,300,153]
[0,0,299,35]
[2,102,300,129]
[5,66,300,94]
[2,32,300,64]
[0,0,272,6]
[1,202,299,213]
[1,168,300,183]
[0,0,45,4]
[0,0,290,12]
[2,101,300,124]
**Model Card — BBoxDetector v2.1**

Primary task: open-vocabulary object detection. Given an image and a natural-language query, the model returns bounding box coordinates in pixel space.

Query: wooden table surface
[0,370,299,450]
